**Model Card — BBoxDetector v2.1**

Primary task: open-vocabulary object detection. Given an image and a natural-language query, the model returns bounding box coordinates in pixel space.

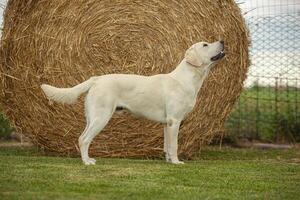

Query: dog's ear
[185,45,202,66]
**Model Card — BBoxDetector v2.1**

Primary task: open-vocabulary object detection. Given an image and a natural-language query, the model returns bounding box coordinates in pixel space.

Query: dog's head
[185,40,225,67]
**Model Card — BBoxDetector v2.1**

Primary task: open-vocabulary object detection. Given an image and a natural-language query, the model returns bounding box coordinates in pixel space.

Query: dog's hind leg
[79,96,91,142]
[78,96,91,161]
[79,95,114,165]
[79,110,113,165]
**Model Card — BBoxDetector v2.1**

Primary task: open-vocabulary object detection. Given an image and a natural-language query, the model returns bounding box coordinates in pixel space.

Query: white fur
[41,77,97,104]
[41,41,225,165]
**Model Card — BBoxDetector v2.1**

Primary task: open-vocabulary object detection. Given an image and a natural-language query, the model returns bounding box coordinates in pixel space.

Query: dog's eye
[203,44,208,47]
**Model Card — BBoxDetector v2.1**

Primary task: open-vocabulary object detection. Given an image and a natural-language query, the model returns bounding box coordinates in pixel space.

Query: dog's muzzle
[211,51,225,61]
[211,42,225,61]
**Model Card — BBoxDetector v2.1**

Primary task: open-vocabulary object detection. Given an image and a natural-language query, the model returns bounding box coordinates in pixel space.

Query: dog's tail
[41,77,97,104]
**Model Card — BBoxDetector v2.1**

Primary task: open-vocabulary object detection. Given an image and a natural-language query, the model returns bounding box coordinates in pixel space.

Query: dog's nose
[220,40,224,45]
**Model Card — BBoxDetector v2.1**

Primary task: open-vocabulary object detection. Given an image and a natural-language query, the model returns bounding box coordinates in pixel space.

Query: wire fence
[226,0,300,143]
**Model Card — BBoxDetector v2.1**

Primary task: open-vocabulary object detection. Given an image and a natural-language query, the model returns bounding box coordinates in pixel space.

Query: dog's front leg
[166,120,184,164]
[163,125,171,162]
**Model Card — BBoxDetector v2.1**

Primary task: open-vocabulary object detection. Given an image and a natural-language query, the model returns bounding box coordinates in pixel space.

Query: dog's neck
[169,59,213,96]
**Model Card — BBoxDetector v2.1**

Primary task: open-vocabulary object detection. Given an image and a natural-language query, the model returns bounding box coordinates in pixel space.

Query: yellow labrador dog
[41,40,225,165]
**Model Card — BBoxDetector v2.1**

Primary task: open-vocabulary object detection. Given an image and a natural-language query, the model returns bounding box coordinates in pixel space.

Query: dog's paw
[83,158,96,165]
[171,160,185,165]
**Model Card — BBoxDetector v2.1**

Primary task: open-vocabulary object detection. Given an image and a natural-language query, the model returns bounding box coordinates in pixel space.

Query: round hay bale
[0,0,249,158]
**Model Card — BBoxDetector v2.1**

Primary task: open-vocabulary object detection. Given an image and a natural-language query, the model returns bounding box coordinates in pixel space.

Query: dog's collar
[186,60,213,69]
[185,60,200,68]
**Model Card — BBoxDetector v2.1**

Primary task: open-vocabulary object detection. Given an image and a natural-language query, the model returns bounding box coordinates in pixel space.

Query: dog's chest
[181,93,197,116]
[186,98,197,113]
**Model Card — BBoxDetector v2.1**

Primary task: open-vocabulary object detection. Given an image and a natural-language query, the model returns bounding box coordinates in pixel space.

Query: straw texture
[0,0,249,158]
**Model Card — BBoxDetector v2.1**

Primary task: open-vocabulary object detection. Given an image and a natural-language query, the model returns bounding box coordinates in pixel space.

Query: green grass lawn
[0,145,299,200]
